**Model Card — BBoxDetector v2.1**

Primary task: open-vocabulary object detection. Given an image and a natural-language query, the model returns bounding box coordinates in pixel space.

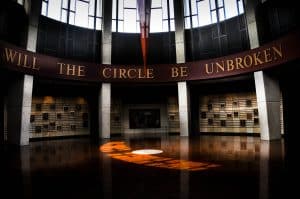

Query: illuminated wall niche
[30,96,89,138]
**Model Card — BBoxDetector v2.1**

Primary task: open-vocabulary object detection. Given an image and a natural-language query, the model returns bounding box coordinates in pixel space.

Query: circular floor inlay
[131,149,163,155]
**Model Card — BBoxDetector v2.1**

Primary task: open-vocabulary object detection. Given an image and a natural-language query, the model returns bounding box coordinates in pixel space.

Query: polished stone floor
[2,134,290,199]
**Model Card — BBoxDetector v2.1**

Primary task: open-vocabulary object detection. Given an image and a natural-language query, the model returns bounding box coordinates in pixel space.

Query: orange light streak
[99,141,220,171]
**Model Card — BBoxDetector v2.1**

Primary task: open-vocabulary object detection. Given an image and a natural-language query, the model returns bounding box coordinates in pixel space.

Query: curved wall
[256,0,300,45]
[1,30,299,83]
[36,15,248,65]
[33,0,300,67]
[37,16,102,63]
[112,32,176,65]
[185,14,249,61]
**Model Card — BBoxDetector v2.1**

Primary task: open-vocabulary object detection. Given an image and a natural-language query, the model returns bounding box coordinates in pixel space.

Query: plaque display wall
[199,92,260,133]
[30,96,89,138]
[199,92,284,134]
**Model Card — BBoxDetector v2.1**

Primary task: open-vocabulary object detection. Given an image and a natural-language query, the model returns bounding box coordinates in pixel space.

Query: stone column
[174,0,185,64]
[254,71,281,140]
[7,75,33,145]
[99,0,112,139]
[245,0,281,140]
[25,0,41,52]
[178,82,190,136]
[244,0,260,49]
[101,0,112,65]
[6,0,41,145]
[99,83,111,138]
[174,0,190,136]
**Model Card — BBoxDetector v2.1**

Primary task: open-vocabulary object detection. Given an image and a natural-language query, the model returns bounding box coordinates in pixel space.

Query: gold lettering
[4,48,17,63]
[272,45,283,60]
[226,60,235,71]
[216,61,225,73]
[102,68,111,78]
[119,69,126,78]
[23,54,31,68]
[67,64,76,76]
[243,55,253,67]
[78,66,85,76]
[128,69,137,78]
[171,67,179,77]
[58,63,85,76]
[113,68,117,78]
[4,49,40,70]
[205,64,214,74]
[263,48,272,63]
[235,57,244,69]
[147,68,154,79]
[58,62,65,74]
[253,52,264,66]
[138,69,146,78]
[32,57,39,70]
[17,53,22,66]
[180,67,188,77]
[101,68,154,79]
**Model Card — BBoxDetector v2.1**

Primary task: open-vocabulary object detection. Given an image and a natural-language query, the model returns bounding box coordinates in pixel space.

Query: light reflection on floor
[131,149,163,155]
[2,135,287,199]
[100,141,220,171]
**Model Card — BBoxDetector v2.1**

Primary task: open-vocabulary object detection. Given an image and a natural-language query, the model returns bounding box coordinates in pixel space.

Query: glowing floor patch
[100,141,220,171]
[132,149,163,155]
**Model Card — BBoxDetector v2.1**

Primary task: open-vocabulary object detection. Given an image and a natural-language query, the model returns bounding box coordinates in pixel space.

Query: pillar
[7,75,33,145]
[25,0,41,52]
[21,0,40,182]
[178,82,190,136]
[244,0,260,49]
[6,0,41,145]
[174,0,190,136]
[99,83,111,138]
[174,0,185,64]
[101,0,112,65]
[245,0,281,140]
[99,0,112,139]
[254,71,281,140]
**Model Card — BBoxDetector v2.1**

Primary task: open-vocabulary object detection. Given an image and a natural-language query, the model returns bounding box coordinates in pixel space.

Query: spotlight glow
[99,141,220,171]
[132,149,163,155]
